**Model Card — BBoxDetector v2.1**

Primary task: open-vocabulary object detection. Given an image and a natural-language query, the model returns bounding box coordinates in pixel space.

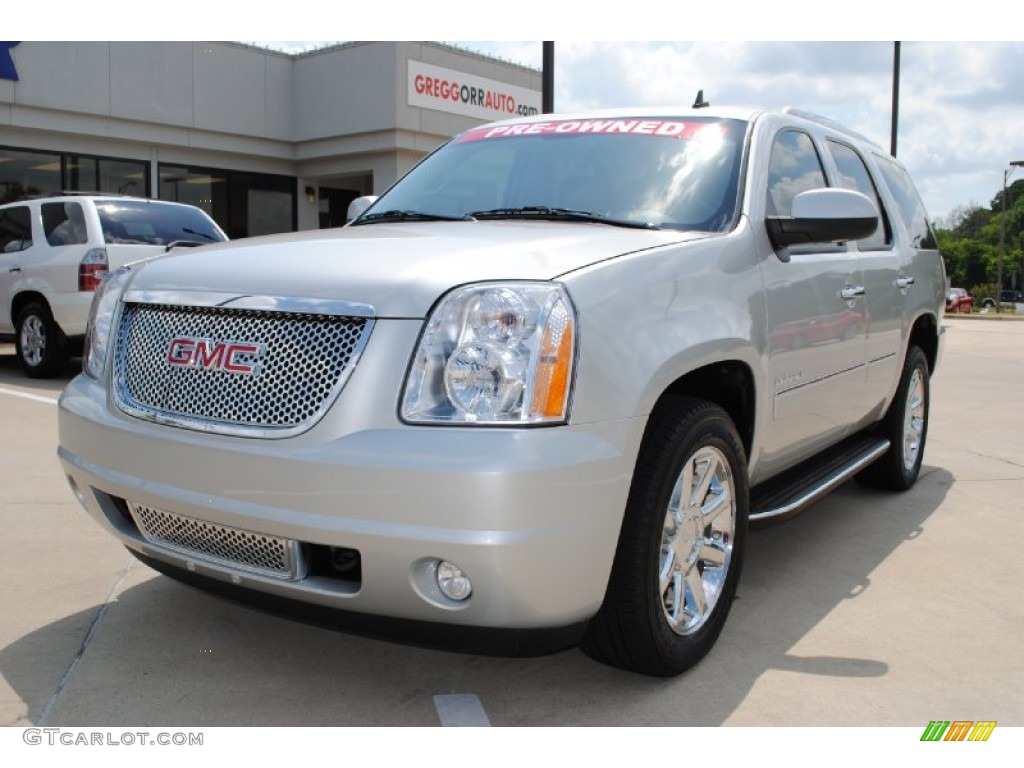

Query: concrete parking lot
[1,319,1022,727]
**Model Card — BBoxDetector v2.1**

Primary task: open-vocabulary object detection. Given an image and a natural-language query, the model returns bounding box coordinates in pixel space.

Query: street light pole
[997,160,1024,312]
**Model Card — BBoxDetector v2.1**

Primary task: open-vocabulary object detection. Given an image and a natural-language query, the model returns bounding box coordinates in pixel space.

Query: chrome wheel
[659,445,735,635]
[15,302,67,379]
[19,313,47,368]
[582,397,748,676]
[902,367,925,471]
[856,345,929,491]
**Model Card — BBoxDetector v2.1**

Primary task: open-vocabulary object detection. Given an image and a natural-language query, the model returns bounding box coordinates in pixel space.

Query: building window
[159,165,227,224]
[159,164,295,238]
[0,147,62,203]
[66,156,150,196]
[1,146,151,203]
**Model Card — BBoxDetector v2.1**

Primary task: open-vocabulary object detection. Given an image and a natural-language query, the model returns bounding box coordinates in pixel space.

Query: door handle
[895,275,915,290]
[840,285,866,301]
[8,267,21,273]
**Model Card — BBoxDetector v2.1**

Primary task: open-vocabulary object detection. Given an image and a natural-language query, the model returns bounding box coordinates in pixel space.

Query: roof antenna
[692,89,710,109]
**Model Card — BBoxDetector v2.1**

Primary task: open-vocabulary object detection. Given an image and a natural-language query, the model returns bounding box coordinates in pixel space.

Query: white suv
[0,194,226,377]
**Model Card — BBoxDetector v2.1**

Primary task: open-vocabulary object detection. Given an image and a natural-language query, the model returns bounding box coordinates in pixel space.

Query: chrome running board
[750,435,891,526]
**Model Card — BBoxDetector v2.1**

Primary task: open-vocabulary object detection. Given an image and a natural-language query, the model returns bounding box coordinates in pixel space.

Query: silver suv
[0,194,226,377]
[57,108,945,676]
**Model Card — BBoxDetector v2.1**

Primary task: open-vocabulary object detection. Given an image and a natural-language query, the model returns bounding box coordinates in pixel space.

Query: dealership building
[0,41,542,238]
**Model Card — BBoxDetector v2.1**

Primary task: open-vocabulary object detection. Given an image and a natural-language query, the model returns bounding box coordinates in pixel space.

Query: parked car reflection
[769,309,865,351]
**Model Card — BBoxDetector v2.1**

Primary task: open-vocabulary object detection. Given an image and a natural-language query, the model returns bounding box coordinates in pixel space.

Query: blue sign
[0,42,20,82]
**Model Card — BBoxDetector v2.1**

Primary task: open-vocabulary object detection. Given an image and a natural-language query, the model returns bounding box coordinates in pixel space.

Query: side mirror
[346,195,378,224]
[766,188,878,249]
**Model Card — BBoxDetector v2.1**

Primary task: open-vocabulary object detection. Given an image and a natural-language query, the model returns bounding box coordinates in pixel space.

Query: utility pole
[997,161,1024,312]
[890,42,901,157]
[542,42,554,114]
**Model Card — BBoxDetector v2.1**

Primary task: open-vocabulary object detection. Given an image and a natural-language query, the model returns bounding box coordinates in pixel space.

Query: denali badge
[167,337,264,375]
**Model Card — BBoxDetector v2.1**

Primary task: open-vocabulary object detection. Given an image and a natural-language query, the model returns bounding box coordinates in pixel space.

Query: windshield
[363,117,747,232]
[96,200,226,246]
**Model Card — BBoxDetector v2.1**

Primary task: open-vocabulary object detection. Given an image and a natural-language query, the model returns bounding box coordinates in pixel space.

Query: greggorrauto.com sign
[408,60,541,121]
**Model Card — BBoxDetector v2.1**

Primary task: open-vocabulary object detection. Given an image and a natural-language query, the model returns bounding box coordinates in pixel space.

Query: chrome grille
[129,503,303,580]
[112,302,371,437]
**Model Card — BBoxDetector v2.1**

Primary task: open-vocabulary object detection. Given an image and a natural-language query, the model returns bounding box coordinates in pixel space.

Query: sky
[14,1,1024,224]
[251,39,1024,224]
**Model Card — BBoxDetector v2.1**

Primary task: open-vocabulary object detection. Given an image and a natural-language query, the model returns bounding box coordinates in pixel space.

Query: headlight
[82,267,132,380]
[402,282,577,424]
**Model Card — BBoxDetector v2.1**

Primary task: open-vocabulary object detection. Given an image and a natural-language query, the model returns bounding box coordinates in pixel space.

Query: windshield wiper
[182,227,218,242]
[351,210,475,225]
[468,206,658,230]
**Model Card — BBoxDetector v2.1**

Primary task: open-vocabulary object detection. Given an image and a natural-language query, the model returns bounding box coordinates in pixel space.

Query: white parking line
[434,694,492,726]
[0,386,59,405]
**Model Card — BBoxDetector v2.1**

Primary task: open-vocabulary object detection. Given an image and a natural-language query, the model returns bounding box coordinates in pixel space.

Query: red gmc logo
[167,337,264,375]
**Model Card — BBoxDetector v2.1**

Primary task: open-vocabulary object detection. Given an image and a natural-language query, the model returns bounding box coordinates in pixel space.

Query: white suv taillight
[79,248,109,291]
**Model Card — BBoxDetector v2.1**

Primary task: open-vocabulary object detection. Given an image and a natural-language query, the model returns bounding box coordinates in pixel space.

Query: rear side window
[766,130,827,216]
[0,206,32,252]
[826,140,891,249]
[96,201,225,246]
[42,202,89,246]
[873,155,937,249]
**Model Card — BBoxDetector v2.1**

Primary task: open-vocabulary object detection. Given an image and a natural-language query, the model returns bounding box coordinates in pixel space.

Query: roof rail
[59,190,133,197]
[6,190,147,203]
[781,107,883,151]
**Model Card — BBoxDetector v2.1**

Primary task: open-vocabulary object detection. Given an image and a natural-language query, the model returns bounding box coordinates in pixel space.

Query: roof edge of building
[228,40,540,74]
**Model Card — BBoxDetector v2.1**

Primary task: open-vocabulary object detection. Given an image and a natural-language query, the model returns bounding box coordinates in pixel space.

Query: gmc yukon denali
[57,107,945,676]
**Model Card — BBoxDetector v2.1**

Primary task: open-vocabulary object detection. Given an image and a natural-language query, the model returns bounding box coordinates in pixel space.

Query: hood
[126,221,702,317]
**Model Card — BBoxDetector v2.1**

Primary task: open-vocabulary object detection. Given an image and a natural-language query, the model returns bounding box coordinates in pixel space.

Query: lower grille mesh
[128,503,302,579]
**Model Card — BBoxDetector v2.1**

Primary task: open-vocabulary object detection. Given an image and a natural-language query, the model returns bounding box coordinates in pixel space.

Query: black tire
[582,397,749,677]
[982,298,995,309]
[856,345,929,491]
[15,302,68,379]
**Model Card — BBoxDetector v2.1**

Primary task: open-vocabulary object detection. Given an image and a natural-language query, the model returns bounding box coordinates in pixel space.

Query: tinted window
[826,140,890,249]
[366,117,747,232]
[95,201,225,246]
[43,202,89,246]
[0,206,32,252]
[766,130,826,216]
[874,155,937,249]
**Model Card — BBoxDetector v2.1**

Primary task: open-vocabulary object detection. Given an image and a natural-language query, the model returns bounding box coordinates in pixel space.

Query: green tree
[937,178,1024,293]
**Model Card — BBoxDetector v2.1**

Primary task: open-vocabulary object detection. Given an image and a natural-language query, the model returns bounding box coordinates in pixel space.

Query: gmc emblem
[167,337,264,375]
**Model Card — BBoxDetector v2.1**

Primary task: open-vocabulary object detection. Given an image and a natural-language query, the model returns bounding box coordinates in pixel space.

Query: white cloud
[453,40,1024,219]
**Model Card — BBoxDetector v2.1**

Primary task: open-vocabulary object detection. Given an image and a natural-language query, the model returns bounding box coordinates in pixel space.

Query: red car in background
[946,288,973,313]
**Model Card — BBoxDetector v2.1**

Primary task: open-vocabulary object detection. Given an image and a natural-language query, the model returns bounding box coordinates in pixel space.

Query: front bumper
[58,372,644,632]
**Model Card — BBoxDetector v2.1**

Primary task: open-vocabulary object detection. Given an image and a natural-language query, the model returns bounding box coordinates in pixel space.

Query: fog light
[437,560,472,601]
[66,475,86,506]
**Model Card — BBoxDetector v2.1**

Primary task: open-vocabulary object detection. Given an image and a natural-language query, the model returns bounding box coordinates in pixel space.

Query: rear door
[823,139,902,416]
[0,205,35,332]
[38,200,93,295]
